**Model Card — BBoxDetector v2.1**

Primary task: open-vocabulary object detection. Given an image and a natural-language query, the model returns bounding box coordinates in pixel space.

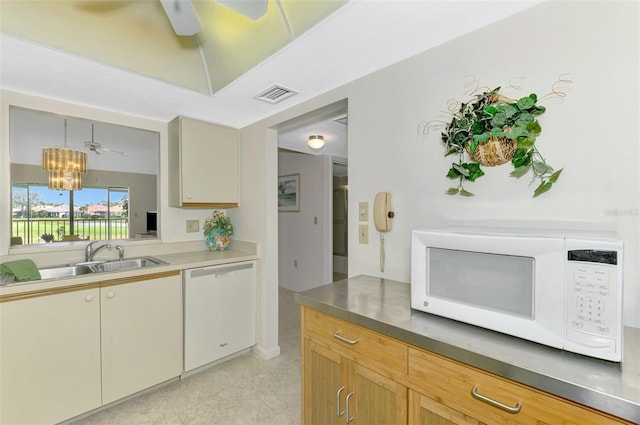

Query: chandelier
[42,119,87,190]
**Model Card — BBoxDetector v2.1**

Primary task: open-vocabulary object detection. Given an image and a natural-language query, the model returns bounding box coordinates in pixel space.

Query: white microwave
[411,228,624,362]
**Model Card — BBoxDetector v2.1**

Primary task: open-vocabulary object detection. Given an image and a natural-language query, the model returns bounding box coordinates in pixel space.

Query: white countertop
[0,245,257,298]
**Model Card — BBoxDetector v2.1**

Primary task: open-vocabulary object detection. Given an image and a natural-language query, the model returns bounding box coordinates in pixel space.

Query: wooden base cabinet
[302,307,407,425]
[409,390,484,425]
[408,347,631,425]
[301,307,634,425]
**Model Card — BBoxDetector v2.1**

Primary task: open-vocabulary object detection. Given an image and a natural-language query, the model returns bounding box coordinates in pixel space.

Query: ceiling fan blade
[101,147,127,156]
[216,0,268,20]
[160,0,201,36]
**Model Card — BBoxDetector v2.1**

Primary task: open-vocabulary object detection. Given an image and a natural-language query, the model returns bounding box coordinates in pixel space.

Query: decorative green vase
[205,228,230,251]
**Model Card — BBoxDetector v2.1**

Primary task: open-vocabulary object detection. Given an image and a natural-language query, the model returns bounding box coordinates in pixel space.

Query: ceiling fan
[85,125,127,156]
[160,0,268,36]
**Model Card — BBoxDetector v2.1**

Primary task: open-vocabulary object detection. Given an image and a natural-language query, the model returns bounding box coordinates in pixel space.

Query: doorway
[276,100,348,291]
[332,161,348,281]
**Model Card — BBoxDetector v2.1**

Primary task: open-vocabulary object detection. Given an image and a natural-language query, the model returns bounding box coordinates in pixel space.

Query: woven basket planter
[465,136,517,166]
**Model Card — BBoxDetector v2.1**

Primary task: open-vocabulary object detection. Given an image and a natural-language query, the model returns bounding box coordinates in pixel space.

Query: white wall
[245,1,640,328]
[278,151,332,292]
[346,1,639,327]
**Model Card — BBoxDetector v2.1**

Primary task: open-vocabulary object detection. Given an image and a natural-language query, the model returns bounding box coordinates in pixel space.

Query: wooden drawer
[408,347,631,425]
[302,307,407,377]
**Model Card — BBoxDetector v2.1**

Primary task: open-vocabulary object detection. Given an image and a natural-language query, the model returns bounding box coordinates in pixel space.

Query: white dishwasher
[183,260,256,373]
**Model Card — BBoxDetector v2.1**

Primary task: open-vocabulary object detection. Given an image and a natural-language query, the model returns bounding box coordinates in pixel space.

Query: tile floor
[71,287,301,425]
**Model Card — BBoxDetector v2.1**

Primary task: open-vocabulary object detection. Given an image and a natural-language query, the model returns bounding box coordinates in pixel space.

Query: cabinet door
[409,390,485,425]
[303,338,346,425]
[101,274,182,404]
[0,288,101,425]
[179,117,238,206]
[348,360,407,425]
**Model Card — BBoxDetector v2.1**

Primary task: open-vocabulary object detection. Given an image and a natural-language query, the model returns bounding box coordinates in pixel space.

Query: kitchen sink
[1,256,168,285]
[38,264,94,280]
[91,257,167,272]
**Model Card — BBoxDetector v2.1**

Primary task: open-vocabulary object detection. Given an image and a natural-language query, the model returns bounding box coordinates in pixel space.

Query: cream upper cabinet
[0,288,102,425]
[101,273,183,404]
[168,116,239,208]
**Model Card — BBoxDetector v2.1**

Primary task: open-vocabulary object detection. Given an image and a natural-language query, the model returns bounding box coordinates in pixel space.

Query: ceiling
[0,0,541,154]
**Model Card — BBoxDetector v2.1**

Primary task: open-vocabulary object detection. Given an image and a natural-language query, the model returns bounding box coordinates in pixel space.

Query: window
[11,184,129,244]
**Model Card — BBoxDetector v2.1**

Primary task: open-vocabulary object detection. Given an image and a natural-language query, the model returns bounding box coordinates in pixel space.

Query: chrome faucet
[115,245,125,261]
[85,241,111,262]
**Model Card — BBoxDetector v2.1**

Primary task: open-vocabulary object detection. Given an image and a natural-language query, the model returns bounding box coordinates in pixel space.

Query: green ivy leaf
[533,180,553,197]
[549,168,563,183]
[490,128,505,137]
[446,187,460,195]
[462,163,485,181]
[517,137,536,148]
[532,161,552,175]
[471,122,485,134]
[503,104,518,118]
[510,164,531,178]
[518,95,536,110]
[491,113,507,128]
[484,105,497,116]
[447,166,461,179]
[531,105,546,115]
[512,148,533,168]
[473,133,490,144]
[515,112,534,127]
[459,188,475,196]
[526,120,541,134]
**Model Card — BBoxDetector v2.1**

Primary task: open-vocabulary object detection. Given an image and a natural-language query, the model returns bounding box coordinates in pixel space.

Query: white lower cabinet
[101,274,182,404]
[0,288,102,425]
[0,271,182,425]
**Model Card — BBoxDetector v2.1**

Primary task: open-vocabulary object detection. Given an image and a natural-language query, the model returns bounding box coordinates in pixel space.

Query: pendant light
[42,119,87,190]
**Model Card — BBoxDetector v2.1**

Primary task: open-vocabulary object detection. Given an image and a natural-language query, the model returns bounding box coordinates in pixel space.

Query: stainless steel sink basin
[38,264,94,280]
[91,256,167,272]
[1,256,168,285]
[31,257,166,282]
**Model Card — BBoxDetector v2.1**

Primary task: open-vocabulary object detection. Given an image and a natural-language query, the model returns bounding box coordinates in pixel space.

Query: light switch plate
[359,224,369,244]
[359,202,369,221]
[186,220,199,233]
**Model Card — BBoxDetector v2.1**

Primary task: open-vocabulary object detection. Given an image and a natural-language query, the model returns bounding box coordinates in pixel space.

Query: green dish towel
[0,259,41,281]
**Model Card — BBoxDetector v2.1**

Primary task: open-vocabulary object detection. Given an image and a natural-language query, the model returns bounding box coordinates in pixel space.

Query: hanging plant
[422,77,570,197]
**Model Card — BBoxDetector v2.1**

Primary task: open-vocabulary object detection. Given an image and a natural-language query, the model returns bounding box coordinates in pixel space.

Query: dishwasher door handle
[189,262,253,278]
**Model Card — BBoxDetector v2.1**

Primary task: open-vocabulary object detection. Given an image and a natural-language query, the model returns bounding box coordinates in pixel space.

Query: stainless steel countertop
[295,275,640,423]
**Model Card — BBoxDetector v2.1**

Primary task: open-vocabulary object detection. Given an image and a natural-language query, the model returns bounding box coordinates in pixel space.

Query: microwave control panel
[566,249,620,349]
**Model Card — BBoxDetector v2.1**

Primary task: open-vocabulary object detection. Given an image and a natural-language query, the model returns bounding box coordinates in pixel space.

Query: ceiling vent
[254,85,298,104]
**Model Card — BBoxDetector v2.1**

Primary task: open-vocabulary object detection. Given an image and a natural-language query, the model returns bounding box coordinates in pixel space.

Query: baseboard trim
[253,344,280,360]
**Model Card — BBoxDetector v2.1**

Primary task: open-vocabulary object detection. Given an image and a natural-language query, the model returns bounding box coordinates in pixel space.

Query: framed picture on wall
[278,174,300,212]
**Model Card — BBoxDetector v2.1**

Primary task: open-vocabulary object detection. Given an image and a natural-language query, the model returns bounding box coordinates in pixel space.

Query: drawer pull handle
[333,331,361,345]
[345,391,354,423]
[336,386,345,417]
[471,385,522,414]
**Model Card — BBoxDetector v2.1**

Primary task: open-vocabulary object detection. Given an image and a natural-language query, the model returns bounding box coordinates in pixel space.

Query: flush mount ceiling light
[308,135,325,150]
[42,119,87,191]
